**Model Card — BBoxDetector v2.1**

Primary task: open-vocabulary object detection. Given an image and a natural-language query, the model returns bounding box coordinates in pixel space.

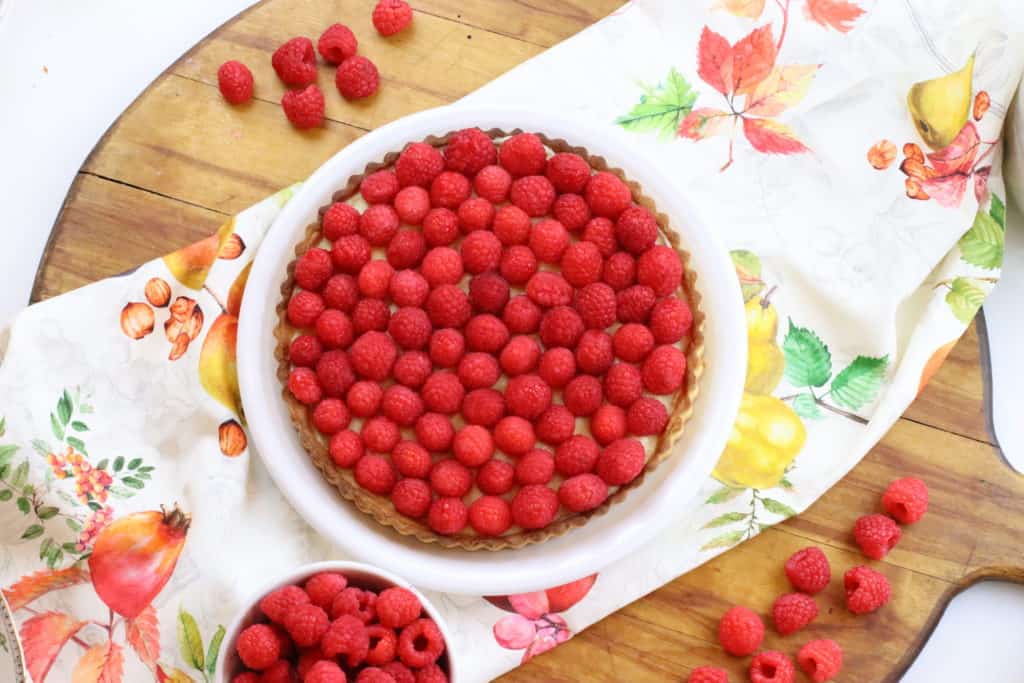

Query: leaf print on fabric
[125,606,161,668]
[958,206,1004,270]
[830,356,888,411]
[3,567,90,611]
[21,611,88,682]
[679,108,733,140]
[615,67,699,140]
[782,321,832,388]
[489,575,597,663]
[742,117,808,154]
[715,0,766,18]
[72,640,124,683]
[804,0,865,32]
[944,277,989,324]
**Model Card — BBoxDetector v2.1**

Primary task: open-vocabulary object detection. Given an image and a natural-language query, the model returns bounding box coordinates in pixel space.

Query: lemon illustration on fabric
[908,54,974,150]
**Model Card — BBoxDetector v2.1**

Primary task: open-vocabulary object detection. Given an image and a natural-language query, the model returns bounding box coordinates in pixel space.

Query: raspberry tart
[275,128,704,550]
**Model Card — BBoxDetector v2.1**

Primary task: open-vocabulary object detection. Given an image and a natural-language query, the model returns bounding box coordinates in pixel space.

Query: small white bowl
[216,561,459,682]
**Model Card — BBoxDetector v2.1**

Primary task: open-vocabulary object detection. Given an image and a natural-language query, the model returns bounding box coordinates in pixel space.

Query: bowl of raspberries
[218,561,456,683]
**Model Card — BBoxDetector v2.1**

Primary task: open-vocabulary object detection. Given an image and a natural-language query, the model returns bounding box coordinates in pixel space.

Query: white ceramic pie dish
[237,105,746,595]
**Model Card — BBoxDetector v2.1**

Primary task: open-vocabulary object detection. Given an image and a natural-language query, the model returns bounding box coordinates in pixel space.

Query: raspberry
[457,352,500,389]
[306,572,349,610]
[333,587,377,624]
[323,203,361,240]
[617,285,656,323]
[353,299,391,333]
[283,603,330,648]
[414,664,447,683]
[493,205,532,245]
[288,291,325,328]
[373,0,413,36]
[422,208,459,246]
[477,459,515,495]
[784,547,831,594]
[516,449,555,485]
[612,326,651,364]
[717,605,764,656]
[426,286,471,328]
[474,165,512,203]
[365,625,399,666]
[416,413,455,452]
[461,230,502,274]
[457,197,496,234]
[272,37,317,86]
[603,251,636,290]
[324,274,359,312]
[469,272,510,314]
[510,175,556,217]
[772,593,818,635]
[596,437,645,485]
[357,261,394,300]
[461,389,505,427]
[332,235,372,274]
[371,587,421,631]
[362,416,400,452]
[637,246,682,296]
[499,133,547,177]
[585,172,632,219]
[282,84,325,129]
[392,478,432,518]
[511,484,559,529]
[236,623,283,670]
[573,282,616,330]
[604,363,642,406]
[559,473,609,512]
[469,495,512,536]
[465,315,508,353]
[615,206,658,254]
[381,385,425,426]
[350,331,398,381]
[421,247,464,287]
[535,405,575,445]
[318,23,358,64]
[554,435,600,476]
[356,668,392,683]
[538,348,576,388]
[539,306,584,348]
[528,218,569,262]
[526,272,573,308]
[650,297,693,344]
[430,171,472,209]
[564,375,603,416]
[428,328,465,367]
[503,294,542,333]
[853,513,901,560]
[500,245,539,285]
[355,454,397,494]
[422,371,466,414]
[687,666,728,683]
[546,152,591,193]
[315,310,354,349]
[494,416,535,455]
[499,335,541,375]
[575,330,614,375]
[260,585,311,624]
[288,367,322,405]
[453,425,494,466]
[336,55,380,99]
[560,242,603,288]
[590,404,627,445]
[389,307,431,350]
[582,217,619,257]
[329,430,364,467]
[642,345,686,395]
[360,206,401,247]
[387,230,427,270]
[382,662,416,683]
[444,127,497,175]
[797,639,843,682]
[750,651,795,683]
[393,440,432,477]
[844,565,891,614]
[394,351,432,388]
[313,398,351,434]
[347,380,383,417]
[361,171,400,205]
[322,614,370,664]
[305,660,347,683]
[552,193,591,232]
[394,186,431,225]
[390,270,430,307]
[289,334,323,367]
[506,374,553,419]
[260,660,296,683]
[297,647,328,680]
[397,143,445,188]
[217,60,254,104]
[310,350,352,399]
[881,477,929,524]
[427,497,468,535]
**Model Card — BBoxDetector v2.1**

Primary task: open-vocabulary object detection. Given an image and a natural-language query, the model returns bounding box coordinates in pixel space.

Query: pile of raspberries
[689,476,928,682]
[284,128,693,538]
[232,571,449,683]
[216,0,414,127]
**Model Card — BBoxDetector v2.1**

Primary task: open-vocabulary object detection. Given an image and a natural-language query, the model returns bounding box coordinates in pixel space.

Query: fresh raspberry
[545,152,591,193]
[289,334,323,367]
[590,404,627,445]
[477,459,515,495]
[560,241,603,288]
[457,352,500,389]
[535,405,575,445]
[528,218,569,262]
[318,23,358,63]
[461,389,505,427]
[469,272,510,314]
[615,206,658,254]
[360,206,400,247]
[430,171,472,209]
[844,565,891,614]
[784,547,831,594]
[416,412,455,452]
[422,371,465,414]
[575,329,614,375]
[510,175,556,217]
[260,585,311,624]
[461,230,502,274]
[563,375,603,416]
[526,272,573,308]
[499,335,541,375]
[457,197,495,234]
[324,274,359,312]
[381,385,425,426]
[390,270,430,307]
[387,230,427,270]
[494,416,536,455]
[297,646,328,680]
[465,314,509,353]
[382,662,416,683]
[282,84,325,129]
[882,477,929,524]
[361,171,400,205]
[444,127,497,175]
[422,208,459,245]
[362,416,401,452]
[511,484,559,529]
[314,348,355,401]
[554,435,600,476]
[350,331,398,381]
[797,639,843,682]
[428,328,465,367]
[217,60,254,104]
[538,347,576,388]
[552,193,591,232]
[492,205,531,245]
[503,294,542,333]
[288,367,322,405]
[500,245,538,285]
[717,605,764,656]
[420,247,464,287]
[617,285,657,323]
[315,310,354,349]
[499,133,547,177]
[336,55,380,99]
[642,345,686,395]
[397,143,445,188]
[388,307,431,351]
[329,430,364,467]
[582,217,618,258]
[750,651,795,683]
[322,614,370,664]
[474,165,512,203]
[853,513,901,560]
[772,593,818,635]
[650,297,693,344]
[469,495,512,536]
[355,454,397,494]
[572,282,616,330]
[283,603,330,648]
[349,299,384,336]
[427,497,468,535]
[687,666,728,683]
[306,572,349,610]
[414,664,448,683]
[638,246,682,296]
[393,440,432,477]
[313,398,351,434]
[372,0,413,36]
[371,587,420,631]
[453,425,494,466]
[393,351,432,388]
[332,587,377,624]
[394,186,431,225]
[347,380,383,417]
[426,286,471,328]
[506,374,553,420]
[332,235,372,274]
[236,623,283,670]
[288,290,325,328]
[260,660,296,683]
[585,172,632,219]
[392,478,432,518]
[365,624,399,666]
[272,37,317,86]
[604,363,643,406]
[559,473,609,512]
[539,306,584,348]
[305,660,347,683]
[602,251,636,290]
[516,449,555,485]
[323,203,361,240]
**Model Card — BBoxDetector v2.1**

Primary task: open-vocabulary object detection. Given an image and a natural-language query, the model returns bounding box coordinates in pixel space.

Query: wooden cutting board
[32,1,1024,680]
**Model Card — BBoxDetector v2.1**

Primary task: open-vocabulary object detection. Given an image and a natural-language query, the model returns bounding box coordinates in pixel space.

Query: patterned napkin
[2,1,1021,681]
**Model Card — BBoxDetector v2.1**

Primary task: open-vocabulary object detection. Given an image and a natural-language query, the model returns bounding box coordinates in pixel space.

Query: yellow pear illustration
[198,261,248,422]
[227,262,252,317]
[907,54,974,150]
[713,393,807,489]
[163,218,237,289]
[745,289,784,395]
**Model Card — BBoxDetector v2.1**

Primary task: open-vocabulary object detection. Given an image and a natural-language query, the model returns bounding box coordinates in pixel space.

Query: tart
[275,128,704,550]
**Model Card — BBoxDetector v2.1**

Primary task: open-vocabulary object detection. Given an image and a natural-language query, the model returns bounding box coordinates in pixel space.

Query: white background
[0,1,1021,679]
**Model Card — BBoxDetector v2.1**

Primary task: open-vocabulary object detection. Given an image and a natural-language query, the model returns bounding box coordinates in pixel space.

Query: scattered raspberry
[493,205,531,245]
[398,618,445,668]
[416,412,455,451]
[718,606,764,656]
[469,495,512,536]
[393,440,432,478]
[260,660,296,683]
[563,375,603,416]
[494,416,535,455]
[603,363,642,407]
[528,218,569,262]
[288,290,326,328]
[516,449,555,485]
[317,23,358,64]
[555,435,600,476]
[444,127,497,175]
[414,664,447,683]
[217,60,254,104]
[510,175,556,217]
[349,331,398,381]
[422,208,459,246]
[642,345,686,395]
[336,55,380,99]
[474,165,512,203]
[503,294,542,334]
[361,170,400,205]
[590,404,627,445]
[457,352,500,389]
[383,662,416,683]
[582,217,618,257]
[306,572,348,611]
[650,297,693,344]
[289,334,323,367]
[392,478,432,518]
[288,367,322,405]
[500,245,538,285]
[687,666,728,683]
[853,514,901,560]
[322,614,370,664]
[511,484,559,529]
[397,143,445,188]
[355,454,397,494]
[332,235,372,274]
[347,380,383,417]
[461,230,502,274]
[260,585,311,624]
[457,197,496,234]
[797,639,843,682]
[546,152,592,193]
[461,389,505,427]
[313,398,351,435]
[552,193,591,232]
[750,651,795,683]
[535,405,575,445]
[324,274,359,312]
[539,306,584,348]
[882,477,929,524]
[615,206,658,254]
[430,171,472,209]
[282,84,325,129]
[602,251,636,290]
[616,285,656,323]
[427,497,468,535]
[506,374,553,420]
[353,299,391,333]
[393,351,432,388]
[638,246,683,297]
[422,371,465,414]
[784,547,831,594]
[426,285,471,328]
[468,272,510,314]
[305,660,347,683]
[362,416,401,452]
[477,459,515,495]
[772,593,818,635]
[499,335,541,375]
[844,565,891,614]
[575,329,614,375]
[387,230,427,270]
[499,133,547,177]
[537,348,575,388]
[428,328,465,368]
[323,203,361,241]
[585,172,632,219]
[328,430,364,468]
[596,438,645,486]
[360,205,401,247]
[453,424,494,467]
[283,603,330,648]
[559,473,608,512]
[527,272,573,308]
[373,0,413,35]
[272,37,317,86]
[388,307,431,351]
[315,349,355,399]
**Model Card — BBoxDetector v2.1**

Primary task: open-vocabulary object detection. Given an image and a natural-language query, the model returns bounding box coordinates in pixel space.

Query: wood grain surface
[31,1,1023,681]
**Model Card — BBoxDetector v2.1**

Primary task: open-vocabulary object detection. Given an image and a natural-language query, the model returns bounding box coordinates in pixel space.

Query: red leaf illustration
[125,606,161,668]
[920,174,970,208]
[804,0,865,32]
[974,166,992,204]
[72,641,124,683]
[508,591,550,619]
[927,122,980,177]
[697,27,734,95]
[731,25,777,95]
[742,118,809,154]
[20,611,87,683]
[744,65,819,117]
[545,574,598,613]
[3,567,90,611]
[679,108,733,139]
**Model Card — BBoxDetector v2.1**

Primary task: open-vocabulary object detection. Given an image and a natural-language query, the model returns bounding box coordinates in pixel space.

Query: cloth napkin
[2,1,1022,681]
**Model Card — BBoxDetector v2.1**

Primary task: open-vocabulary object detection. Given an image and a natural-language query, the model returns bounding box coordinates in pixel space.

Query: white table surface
[1,1,1020,679]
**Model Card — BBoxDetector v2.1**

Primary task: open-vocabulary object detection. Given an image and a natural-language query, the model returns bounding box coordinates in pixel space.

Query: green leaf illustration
[780,478,794,490]
[0,464,7,480]
[122,477,145,490]
[830,355,888,411]
[615,67,698,140]
[57,392,72,426]
[37,506,59,520]
[11,461,29,488]
[16,497,30,514]
[783,321,832,388]
[0,416,4,437]
[791,393,821,419]
[31,440,51,457]
[206,625,226,676]
[113,457,125,472]
[95,459,108,471]
[702,512,750,529]
[22,524,44,540]
[178,610,205,672]
[730,249,765,302]
[0,490,11,502]
[87,501,103,511]
[990,194,1006,228]
[66,436,87,455]
[0,444,17,466]
[761,497,797,518]
[109,486,136,499]
[71,421,89,432]
[700,529,746,551]
[958,210,1004,270]
[46,548,63,568]
[705,485,747,505]
[50,413,64,441]
[128,458,142,470]
[39,537,54,560]
[945,277,988,324]
[62,542,79,554]
[66,518,82,532]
